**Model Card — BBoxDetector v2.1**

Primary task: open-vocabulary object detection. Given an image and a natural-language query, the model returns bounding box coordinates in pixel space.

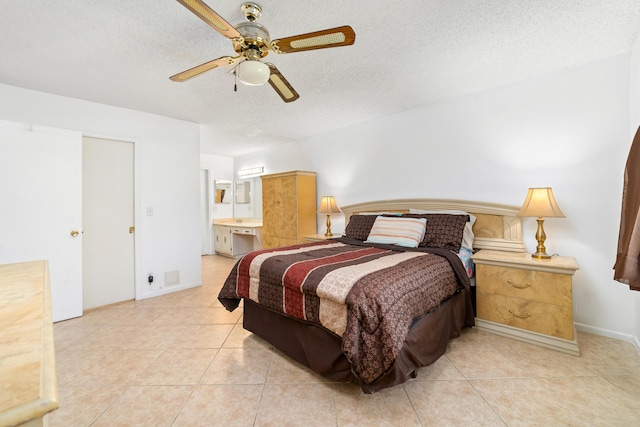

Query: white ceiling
[1,1,640,157]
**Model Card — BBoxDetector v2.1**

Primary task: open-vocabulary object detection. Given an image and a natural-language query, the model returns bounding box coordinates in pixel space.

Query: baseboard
[138,280,201,300]
[574,322,635,342]
[574,322,640,355]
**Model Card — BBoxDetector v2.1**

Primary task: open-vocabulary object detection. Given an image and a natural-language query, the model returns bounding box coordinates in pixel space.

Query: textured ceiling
[1,1,640,156]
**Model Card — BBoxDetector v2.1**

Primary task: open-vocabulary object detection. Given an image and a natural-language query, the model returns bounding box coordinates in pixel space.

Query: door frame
[200,168,213,255]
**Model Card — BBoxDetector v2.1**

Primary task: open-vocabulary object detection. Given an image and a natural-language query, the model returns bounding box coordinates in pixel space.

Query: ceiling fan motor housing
[234,22,270,58]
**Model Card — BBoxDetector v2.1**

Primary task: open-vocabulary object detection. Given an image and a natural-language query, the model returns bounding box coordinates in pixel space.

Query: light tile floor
[50,255,640,426]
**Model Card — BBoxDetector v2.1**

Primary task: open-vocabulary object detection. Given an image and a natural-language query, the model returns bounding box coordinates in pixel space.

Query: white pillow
[409,209,476,250]
[365,216,427,248]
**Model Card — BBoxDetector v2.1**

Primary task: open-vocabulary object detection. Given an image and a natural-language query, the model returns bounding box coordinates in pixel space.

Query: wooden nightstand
[471,249,580,356]
[304,234,340,242]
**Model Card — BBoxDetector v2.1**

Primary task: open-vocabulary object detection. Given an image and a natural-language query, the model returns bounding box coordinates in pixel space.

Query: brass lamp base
[531,251,552,260]
[324,214,333,237]
[531,217,551,259]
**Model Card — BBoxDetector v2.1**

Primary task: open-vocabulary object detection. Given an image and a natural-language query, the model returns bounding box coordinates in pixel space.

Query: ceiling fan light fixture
[237,60,270,86]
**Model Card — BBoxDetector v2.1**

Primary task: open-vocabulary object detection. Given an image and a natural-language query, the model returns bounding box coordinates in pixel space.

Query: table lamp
[517,187,565,259]
[317,196,341,237]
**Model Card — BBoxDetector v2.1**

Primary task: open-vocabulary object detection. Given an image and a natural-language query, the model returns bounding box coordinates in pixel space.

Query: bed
[218,199,525,393]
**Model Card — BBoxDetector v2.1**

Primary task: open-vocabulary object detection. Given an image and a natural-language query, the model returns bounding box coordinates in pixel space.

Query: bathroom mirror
[214,180,232,204]
[235,180,251,204]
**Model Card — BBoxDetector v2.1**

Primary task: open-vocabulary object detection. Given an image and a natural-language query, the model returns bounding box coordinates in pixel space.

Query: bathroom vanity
[213,218,263,258]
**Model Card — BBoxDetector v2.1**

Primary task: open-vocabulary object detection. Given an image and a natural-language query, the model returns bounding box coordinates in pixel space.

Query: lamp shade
[317,196,341,214]
[237,60,270,86]
[517,187,565,218]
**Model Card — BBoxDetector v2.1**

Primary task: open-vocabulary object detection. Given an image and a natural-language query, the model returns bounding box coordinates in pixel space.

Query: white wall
[235,53,639,344]
[0,83,202,300]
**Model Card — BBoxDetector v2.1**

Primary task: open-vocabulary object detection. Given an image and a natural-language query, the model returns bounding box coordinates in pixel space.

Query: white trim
[574,322,639,350]
[476,318,580,356]
[139,280,201,300]
[200,168,213,255]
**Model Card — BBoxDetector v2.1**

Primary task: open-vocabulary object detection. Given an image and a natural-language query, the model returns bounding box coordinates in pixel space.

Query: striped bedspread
[218,238,469,384]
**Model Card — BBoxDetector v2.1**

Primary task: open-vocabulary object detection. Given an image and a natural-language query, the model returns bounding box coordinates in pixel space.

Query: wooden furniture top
[213,218,263,228]
[0,260,58,426]
[472,249,579,275]
[260,170,317,179]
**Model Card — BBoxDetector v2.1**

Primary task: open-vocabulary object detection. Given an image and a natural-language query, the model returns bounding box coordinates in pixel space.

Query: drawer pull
[508,309,531,319]
[508,280,531,289]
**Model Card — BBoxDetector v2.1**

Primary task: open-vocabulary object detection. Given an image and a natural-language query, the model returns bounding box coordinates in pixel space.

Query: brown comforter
[218,237,470,384]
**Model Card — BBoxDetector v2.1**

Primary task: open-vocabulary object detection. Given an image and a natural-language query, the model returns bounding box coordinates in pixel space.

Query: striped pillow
[365,216,427,248]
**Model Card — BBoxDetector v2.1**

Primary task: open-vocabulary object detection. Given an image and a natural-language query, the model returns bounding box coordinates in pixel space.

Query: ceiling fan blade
[271,25,355,54]
[266,63,300,103]
[170,56,241,82]
[176,0,242,40]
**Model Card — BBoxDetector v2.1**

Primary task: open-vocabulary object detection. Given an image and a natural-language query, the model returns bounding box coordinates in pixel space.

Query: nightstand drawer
[476,264,572,307]
[476,292,573,340]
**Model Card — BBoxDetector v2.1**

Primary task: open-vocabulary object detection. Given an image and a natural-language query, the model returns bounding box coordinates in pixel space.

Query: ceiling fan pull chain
[234,70,238,92]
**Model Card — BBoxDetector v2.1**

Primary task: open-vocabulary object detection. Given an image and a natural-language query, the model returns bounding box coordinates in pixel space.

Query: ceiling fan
[170,0,356,102]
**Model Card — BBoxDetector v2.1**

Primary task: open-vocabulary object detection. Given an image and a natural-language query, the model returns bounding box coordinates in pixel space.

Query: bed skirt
[243,288,474,393]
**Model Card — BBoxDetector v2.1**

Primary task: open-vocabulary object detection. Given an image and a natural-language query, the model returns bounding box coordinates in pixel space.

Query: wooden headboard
[340,198,526,253]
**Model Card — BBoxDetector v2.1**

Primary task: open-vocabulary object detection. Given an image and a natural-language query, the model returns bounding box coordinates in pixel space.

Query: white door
[200,169,211,255]
[0,121,83,322]
[82,137,135,310]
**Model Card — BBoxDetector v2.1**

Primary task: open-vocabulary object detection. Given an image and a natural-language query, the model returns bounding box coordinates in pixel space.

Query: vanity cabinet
[261,170,317,249]
[213,222,262,258]
[213,225,232,255]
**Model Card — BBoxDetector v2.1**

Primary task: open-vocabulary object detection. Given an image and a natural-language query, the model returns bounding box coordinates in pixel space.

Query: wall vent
[165,270,180,286]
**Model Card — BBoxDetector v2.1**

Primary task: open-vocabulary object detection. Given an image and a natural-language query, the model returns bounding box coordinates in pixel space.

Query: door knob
[129,226,135,234]
[70,230,80,237]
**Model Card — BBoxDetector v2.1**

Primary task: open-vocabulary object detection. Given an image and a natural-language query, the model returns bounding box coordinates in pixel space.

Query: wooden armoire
[261,170,317,248]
